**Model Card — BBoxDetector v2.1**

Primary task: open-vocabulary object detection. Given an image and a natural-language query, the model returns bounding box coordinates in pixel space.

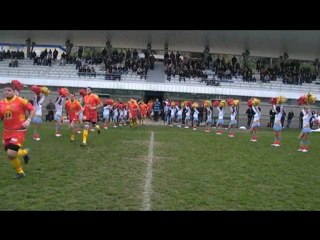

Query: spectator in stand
[149,54,155,70]
[53,49,58,61]
[232,55,237,69]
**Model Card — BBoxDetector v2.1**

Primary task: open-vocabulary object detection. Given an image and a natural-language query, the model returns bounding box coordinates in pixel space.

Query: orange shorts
[3,130,27,149]
[69,114,80,123]
[83,114,98,123]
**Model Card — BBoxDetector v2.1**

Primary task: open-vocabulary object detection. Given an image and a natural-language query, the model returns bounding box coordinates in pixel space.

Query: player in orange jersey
[128,99,140,129]
[139,101,148,125]
[65,92,83,142]
[80,87,103,146]
[0,83,35,179]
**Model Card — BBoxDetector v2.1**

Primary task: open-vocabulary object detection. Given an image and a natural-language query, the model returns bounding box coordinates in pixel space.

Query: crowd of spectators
[164,52,256,83]
[164,51,319,86]
[0,50,24,61]
[257,60,317,85]
[76,48,155,80]
[2,46,319,87]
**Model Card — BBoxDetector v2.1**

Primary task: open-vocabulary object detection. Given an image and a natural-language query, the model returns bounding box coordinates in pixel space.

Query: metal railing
[0,69,147,81]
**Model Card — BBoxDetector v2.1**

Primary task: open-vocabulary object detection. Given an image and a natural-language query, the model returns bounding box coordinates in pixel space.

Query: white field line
[142,131,154,210]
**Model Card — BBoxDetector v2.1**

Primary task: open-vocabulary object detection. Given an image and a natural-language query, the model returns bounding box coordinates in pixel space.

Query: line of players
[30,87,145,145]
[30,91,320,154]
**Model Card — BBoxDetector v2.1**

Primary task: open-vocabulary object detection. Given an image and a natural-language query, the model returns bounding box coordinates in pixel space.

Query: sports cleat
[15,172,25,179]
[55,134,62,137]
[80,142,86,147]
[33,133,40,140]
[96,128,101,134]
[77,130,81,134]
[104,127,108,129]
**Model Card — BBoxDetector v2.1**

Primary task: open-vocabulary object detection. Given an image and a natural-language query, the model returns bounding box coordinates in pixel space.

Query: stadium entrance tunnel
[144,91,164,103]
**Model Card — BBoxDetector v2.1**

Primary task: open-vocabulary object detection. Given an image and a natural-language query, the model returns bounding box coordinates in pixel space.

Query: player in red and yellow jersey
[80,87,103,146]
[128,99,140,129]
[139,101,148,125]
[65,92,83,142]
[0,83,35,179]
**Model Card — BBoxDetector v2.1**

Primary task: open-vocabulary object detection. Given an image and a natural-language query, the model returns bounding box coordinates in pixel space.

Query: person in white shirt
[192,107,199,130]
[184,106,191,129]
[31,93,45,140]
[228,106,237,137]
[250,105,261,142]
[54,96,65,137]
[112,105,119,128]
[205,107,212,132]
[216,106,225,134]
[169,106,175,127]
[271,104,283,147]
[118,106,124,127]
[123,107,128,126]
[176,106,183,128]
[102,104,111,129]
[298,106,312,152]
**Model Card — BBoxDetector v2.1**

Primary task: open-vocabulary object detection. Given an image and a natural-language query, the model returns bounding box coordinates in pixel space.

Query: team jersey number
[4,110,12,119]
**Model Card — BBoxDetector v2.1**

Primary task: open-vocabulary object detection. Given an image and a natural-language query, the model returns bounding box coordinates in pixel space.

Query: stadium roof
[1,30,320,61]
